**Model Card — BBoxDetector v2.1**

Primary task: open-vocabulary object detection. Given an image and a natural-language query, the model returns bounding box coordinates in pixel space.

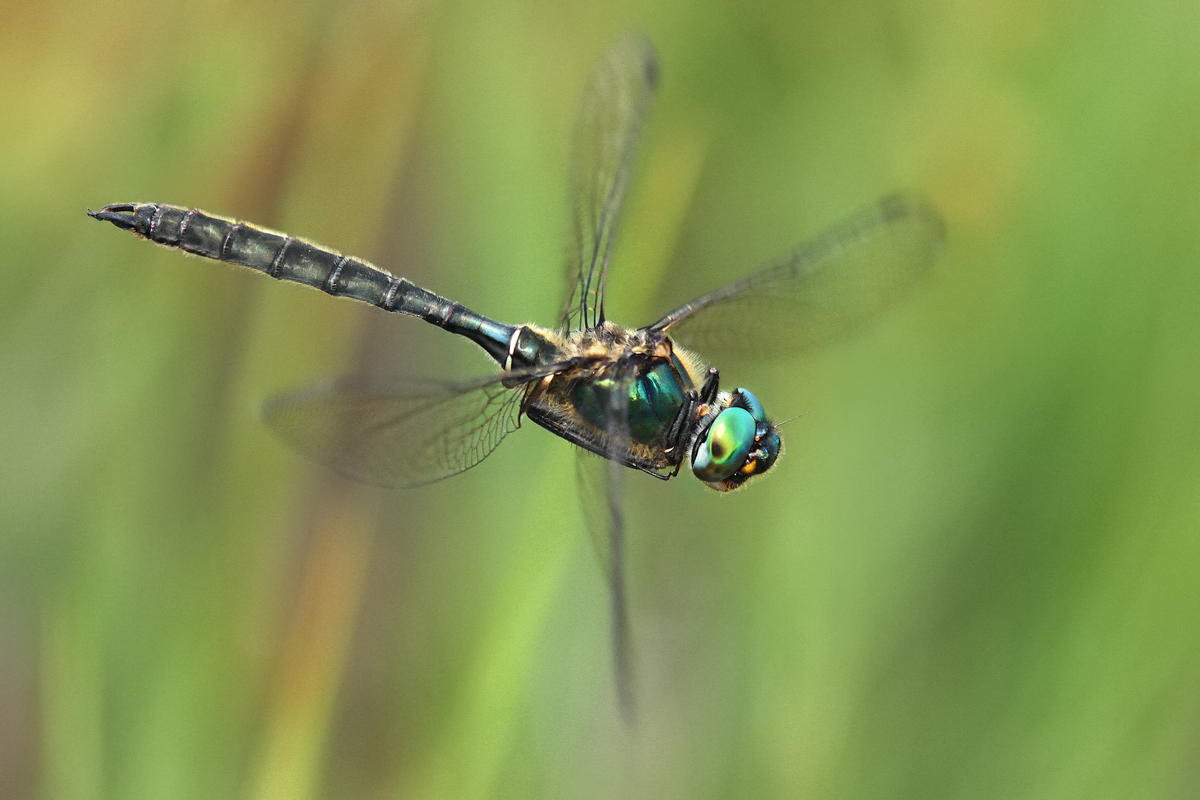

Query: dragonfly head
[691,388,781,491]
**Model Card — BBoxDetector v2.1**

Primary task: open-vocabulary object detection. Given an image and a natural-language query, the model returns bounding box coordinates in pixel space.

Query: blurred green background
[3,0,1200,797]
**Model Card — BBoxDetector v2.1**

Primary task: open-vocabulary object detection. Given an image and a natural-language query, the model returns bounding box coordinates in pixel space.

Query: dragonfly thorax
[523,322,708,470]
[529,323,782,490]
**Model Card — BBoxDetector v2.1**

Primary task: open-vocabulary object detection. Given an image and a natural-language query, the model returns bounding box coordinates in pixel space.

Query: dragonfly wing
[261,365,560,489]
[650,194,945,360]
[560,34,659,332]
[574,361,639,721]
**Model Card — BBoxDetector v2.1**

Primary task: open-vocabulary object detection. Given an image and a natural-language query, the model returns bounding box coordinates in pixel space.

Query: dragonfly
[89,34,943,717]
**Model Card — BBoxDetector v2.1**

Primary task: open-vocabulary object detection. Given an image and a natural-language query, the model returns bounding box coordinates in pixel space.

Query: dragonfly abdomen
[89,203,546,366]
[94,203,415,304]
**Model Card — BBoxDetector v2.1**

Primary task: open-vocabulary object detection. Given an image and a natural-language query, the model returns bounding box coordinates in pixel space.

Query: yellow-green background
[4,0,1199,797]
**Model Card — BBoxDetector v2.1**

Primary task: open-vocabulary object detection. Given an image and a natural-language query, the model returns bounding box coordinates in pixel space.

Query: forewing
[574,362,638,721]
[262,367,556,489]
[561,34,659,331]
[651,195,944,359]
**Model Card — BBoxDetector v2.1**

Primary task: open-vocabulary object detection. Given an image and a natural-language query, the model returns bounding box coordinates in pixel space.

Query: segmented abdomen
[146,204,393,305]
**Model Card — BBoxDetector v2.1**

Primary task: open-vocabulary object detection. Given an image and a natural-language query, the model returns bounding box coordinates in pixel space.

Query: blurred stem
[248,486,376,800]
[41,592,103,800]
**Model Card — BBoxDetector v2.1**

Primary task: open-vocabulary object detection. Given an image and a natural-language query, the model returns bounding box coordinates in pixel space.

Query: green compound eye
[736,388,767,422]
[692,407,757,482]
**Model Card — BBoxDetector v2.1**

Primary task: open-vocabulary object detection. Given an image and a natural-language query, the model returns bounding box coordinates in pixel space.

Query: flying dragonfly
[89,34,943,718]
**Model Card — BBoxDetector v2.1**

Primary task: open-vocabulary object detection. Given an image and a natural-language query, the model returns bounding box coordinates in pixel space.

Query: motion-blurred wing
[574,362,639,721]
[561,34,659,332]
[262,366,559,488]
[650,195,944,359]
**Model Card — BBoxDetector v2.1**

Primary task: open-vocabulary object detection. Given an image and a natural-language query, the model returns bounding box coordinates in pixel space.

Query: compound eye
[692,407,757,482]
[735,388,767,422]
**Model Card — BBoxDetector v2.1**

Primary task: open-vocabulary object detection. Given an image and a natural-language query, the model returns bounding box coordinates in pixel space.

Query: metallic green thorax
[570,360,687,445]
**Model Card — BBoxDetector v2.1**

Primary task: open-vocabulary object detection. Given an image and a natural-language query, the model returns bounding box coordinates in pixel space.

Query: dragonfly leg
[661,367,721,476]
[698,367,720,404]
[662,388,698,468]
[635,464,672,481]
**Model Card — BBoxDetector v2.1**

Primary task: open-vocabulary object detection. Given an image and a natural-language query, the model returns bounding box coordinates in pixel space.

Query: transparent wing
[650,195,945,359]
[560,34,659,332]
[574,362,639,721]
[261,365,561,489]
